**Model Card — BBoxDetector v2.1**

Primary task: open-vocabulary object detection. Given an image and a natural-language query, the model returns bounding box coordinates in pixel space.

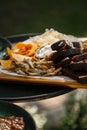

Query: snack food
[0,116,24,130]
[0,28,87,83]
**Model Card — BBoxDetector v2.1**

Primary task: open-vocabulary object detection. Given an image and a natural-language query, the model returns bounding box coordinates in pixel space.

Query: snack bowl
[0,100,36,130]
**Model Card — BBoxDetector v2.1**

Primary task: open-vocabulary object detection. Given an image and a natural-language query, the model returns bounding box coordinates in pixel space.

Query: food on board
[0,28,87,83]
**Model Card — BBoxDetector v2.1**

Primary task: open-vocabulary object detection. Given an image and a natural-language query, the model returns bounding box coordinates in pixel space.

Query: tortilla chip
[0,59,12,69]
[12,42,32,54]
[11,42,39,57]
[26,43,39,56]
[11,53,30,62]
[7,47,13,59]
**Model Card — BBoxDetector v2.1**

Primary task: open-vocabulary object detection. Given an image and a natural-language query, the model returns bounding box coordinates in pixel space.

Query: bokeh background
[0,0,87,37]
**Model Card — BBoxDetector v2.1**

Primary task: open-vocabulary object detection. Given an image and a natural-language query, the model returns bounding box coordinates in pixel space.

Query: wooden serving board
[0,71,87,89]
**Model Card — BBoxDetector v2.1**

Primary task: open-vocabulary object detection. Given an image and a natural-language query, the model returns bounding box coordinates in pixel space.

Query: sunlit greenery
[24,90,87,130]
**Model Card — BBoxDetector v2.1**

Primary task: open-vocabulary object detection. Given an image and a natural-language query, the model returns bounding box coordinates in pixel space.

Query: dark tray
[0,34,73,102]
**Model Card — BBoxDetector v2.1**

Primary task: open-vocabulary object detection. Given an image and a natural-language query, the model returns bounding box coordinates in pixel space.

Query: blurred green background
[0,0,87,37]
